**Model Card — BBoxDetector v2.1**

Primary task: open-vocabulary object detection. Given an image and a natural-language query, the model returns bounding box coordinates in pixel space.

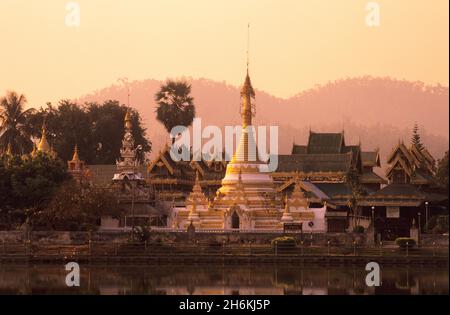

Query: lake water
[0,264,447,295]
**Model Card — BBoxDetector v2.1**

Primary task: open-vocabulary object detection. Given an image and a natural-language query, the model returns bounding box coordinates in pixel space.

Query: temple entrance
[231,211,240,229]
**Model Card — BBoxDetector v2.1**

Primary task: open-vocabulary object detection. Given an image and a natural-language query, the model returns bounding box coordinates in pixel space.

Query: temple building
[168,69,326,231]
[360,141,447,240]
[147,145,226,203]
[144,68,447,236]
[11,64,436,238]
[271,131,385,232]
[100,110,165,230]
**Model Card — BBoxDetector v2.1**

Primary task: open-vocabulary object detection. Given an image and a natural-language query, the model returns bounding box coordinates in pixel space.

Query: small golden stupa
[37,121,51,154]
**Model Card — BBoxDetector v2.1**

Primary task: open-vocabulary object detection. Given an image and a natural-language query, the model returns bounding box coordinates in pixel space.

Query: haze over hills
[76,76,449,168]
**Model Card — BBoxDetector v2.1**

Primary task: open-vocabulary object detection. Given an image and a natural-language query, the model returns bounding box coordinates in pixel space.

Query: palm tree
[155,80,195,144]
[0,91,35,154]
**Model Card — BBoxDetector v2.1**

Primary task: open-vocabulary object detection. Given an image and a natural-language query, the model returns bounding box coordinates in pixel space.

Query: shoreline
[1,253,448,266]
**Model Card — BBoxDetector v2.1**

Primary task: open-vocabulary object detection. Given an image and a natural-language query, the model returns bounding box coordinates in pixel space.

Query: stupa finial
[71,144,79,161]
[37,118,50,153]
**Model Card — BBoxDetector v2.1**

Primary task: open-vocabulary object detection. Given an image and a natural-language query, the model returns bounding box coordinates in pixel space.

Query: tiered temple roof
[275,131,384,191]
[147,144,227,201]
[385,141,435,186]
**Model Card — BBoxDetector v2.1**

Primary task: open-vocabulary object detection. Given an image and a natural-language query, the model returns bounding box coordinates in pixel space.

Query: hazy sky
[0,0,448,107]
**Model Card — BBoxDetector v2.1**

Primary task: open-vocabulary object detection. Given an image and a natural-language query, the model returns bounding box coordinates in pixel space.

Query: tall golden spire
[37,120,50,153]
[240,22,255,128]
[240,73,255,128]
[229,24,260,164]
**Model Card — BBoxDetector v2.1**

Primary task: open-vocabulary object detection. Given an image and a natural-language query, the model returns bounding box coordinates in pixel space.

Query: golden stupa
[169,68,283,230]
[167,67,329,231]
[210,69,282,229]
[37,122,51,154]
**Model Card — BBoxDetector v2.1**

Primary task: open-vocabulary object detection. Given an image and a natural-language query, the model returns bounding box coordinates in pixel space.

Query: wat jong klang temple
[11,67,446,240]
[143,68,447,239]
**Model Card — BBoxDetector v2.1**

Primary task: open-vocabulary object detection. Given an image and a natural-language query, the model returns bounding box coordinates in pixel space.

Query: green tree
[0,153,70,228]
[0,91,35,155]
[29,100,151,164]
[411,122,424,151]
[87,100,151,164]
[155,80,195,143]
[435,151,449,191]
[29,100,93,162]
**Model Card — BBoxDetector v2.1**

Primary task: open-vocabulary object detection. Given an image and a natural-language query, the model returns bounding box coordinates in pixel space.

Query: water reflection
[0,264,447,295]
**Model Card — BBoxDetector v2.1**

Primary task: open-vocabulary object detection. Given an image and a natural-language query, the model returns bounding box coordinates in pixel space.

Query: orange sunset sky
[0,0,448,107]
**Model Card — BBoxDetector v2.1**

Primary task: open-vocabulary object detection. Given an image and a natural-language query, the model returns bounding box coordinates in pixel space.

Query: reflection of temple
[0,264,447,295]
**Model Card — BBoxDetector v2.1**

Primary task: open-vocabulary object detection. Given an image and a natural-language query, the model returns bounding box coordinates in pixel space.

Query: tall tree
[155,80,195,143]
[411,122,424,151]
[0,91,35,155]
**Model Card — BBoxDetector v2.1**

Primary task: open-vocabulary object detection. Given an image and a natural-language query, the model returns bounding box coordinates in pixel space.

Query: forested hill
[77,76,449,167]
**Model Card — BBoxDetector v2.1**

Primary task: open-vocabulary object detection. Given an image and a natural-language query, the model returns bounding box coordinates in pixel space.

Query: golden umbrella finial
[124,109,132,130]
[71,144,80,161]
[37,119,50,153]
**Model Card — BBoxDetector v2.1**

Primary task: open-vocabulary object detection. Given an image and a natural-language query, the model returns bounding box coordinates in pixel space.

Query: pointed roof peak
[71,144,80,161]
[241,23,255,98]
